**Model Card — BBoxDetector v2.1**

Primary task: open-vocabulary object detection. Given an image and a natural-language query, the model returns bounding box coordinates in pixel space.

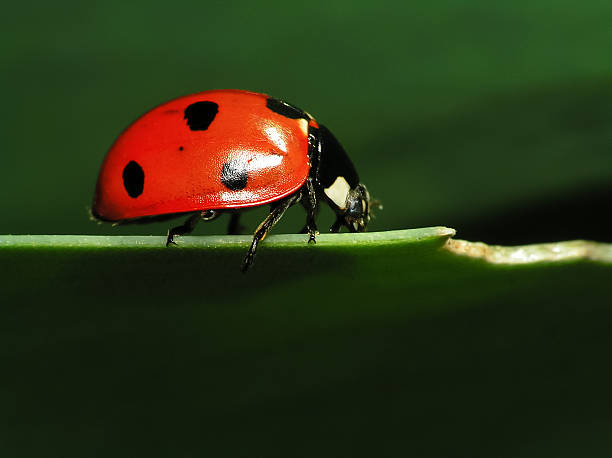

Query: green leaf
[1,229,611,457]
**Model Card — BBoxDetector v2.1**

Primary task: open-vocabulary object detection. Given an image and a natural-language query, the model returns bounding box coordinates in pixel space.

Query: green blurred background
[2,0,611,241]
[2,1,612,457]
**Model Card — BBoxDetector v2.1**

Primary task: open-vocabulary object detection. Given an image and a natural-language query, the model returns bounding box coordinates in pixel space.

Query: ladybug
[92,89,372,271]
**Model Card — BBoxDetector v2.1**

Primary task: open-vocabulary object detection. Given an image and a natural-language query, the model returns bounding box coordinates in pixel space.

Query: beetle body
[92,89,371,271]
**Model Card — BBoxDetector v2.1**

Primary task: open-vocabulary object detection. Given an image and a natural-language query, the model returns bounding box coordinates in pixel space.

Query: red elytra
[93,89,319,221]
[92,89,372,272]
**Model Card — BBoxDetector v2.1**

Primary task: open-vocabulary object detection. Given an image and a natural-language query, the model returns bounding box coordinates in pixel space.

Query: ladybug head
[315,125,374,233]
[343,183,371,232]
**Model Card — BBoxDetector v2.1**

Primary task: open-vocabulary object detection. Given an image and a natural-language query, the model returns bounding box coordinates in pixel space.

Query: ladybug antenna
[368,198,383,220]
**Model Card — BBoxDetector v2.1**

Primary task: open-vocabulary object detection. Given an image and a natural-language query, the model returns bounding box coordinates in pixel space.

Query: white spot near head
[324,176,350,210]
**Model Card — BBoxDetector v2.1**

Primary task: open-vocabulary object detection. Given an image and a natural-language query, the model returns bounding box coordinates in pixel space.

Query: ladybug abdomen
[93,90,312,221]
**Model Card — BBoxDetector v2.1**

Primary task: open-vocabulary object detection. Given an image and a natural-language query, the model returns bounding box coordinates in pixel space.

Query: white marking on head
[324,176,350,210]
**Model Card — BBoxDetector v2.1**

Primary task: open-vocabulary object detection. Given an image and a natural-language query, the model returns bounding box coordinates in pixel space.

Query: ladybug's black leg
[227,212,243,235]
[166,211,218,246]
[301,177,319,243]
[242,193,300,272]
[330,215,343,233]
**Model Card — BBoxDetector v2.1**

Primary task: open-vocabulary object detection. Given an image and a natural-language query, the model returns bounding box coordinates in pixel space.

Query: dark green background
[2,0,611,239]
[2,1,612,457]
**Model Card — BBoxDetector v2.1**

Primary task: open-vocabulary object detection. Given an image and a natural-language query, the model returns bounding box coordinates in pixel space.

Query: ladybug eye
[346,196,364,218]
[184,101,219,131]
[122,160,144,198]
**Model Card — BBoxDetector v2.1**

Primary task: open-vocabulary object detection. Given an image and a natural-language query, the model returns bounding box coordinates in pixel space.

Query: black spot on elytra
[123,161,144,198]
[266,97,309,119]
[184,101,219,131]
[220,160,248,191]
[179,146,184,151]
